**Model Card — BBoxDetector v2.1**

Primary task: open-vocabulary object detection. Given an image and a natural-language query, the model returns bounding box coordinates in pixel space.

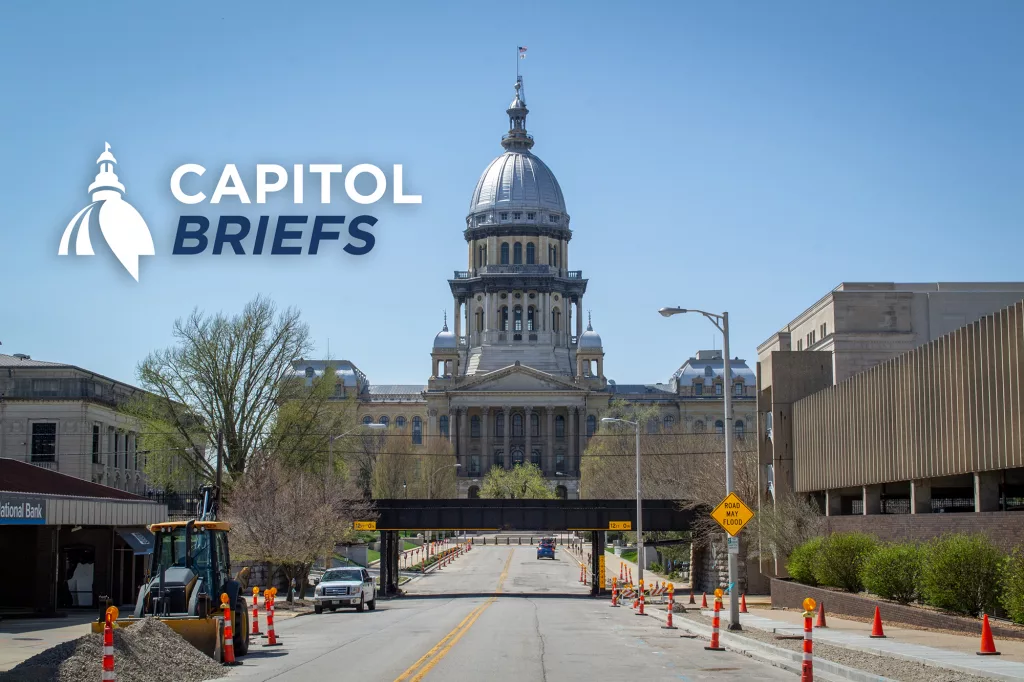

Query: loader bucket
[90,615,222,659]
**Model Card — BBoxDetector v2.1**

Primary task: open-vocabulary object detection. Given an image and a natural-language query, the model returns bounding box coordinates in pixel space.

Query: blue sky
[1,1,1022,386]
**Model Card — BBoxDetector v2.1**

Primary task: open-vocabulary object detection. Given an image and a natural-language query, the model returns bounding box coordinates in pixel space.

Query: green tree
[480,463,556,499]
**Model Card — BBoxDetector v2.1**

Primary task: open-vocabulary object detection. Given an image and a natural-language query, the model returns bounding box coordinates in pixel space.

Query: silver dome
[578,319,602,349]
[469,151,566,215]
[434,319,457,349]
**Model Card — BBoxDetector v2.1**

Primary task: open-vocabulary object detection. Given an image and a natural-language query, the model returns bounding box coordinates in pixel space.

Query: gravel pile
[675,610,992,682]
[0,618,225,682]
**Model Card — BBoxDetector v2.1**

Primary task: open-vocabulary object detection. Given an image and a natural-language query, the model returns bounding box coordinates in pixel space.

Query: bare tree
[225,458,372,598]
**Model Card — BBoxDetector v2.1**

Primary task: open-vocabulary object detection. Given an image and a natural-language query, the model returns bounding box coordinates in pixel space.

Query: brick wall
[823,511,1024,552]
[771,579,1024,640]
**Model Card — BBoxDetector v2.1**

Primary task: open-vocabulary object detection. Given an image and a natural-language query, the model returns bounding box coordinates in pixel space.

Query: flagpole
[516,46,519,79]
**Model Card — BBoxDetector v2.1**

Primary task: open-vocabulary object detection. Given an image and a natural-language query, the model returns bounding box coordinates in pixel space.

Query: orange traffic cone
[816,602,827,628]
[740,593,748,613]
[870,606,886,638]
[688,589,696,605]
[701,592,708,608]
[978,614,1000,656]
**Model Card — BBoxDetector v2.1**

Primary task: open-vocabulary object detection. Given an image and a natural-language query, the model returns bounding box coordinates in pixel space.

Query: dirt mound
[0,618,225,682]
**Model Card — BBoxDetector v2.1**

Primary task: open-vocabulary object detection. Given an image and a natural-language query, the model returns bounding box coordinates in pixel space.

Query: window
[527,212,535,220]
[500,306,509,331]
[647,418,658,434]
[496,413,504,438]
[715,383,723,395]
[820,323,827,338]
[586,415,596,437]
[440,415,449,437]
[555,451,566,473]
[796,339,803,351]
[808,330,816,346]
[555,415,565,438]
[31,423,57,462]
[513,242,523,264]
[694,420,706,433]
[549,214,560,223]
[500,212,508,221]
[471,415,481,438]
[92,425,101,464]
[362,415,373,425]
[494,449,504,468]
[412,416,422,444]
[470,455,480,475]
[512,413,524,437]
[396,416,406,429]
[715,420,725,434]
[663,415,675,431]
[526,242,535,264]
[694,383,703,396]
[531,449,541,466]
[32,379,60,397]
[468,485,480,499]
[501,242,509,264]
[735,382,744,395]
[527,307,535,331]
[513,212,522,220]
[555,484,567,499]
[704,366,714,377]
[379,416,389,427]
[512,449,524,465]
[304,366,315,378]
[530,412,540,437]
[514,306,523,332]
[477,215,486,224]
[735,420,745,438]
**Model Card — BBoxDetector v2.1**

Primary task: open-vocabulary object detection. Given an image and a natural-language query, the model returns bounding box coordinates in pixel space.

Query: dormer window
[513,212,522,220]
[693,383,703,396]
[704,366,714,377]
[527,212,535,220]
[500,212,508,221]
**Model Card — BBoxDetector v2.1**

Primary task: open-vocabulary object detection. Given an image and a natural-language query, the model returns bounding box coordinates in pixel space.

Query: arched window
[471,415,481,438]
[304,366,315,378]
[439,415,449,437]
[705,366,714,377]
[715,419,724,434]
[552,308,560,332]
[526,242,535,264]
[530,412,540,437]
[468,485,480,499]
[514,306,523,332]
[513,242,523,264]
[494,449,504,468]
[396,416,406,429]
[475,308,483,332]
[470,455,480,474]
[512,448,524,465]
[362,415,373,425]
[735,420,745,438]
[500,306,509,331]
[555,415,565,438]
[586,415,596,436]
[412,416,422,444]
[694,420,705,433]
[527,306,535,331]
[379,416,389,427]
[501,242,509,264]
[512,413,524,437]
[531,449,541,466]
[663,415,675,431]
[555,485,567,500]
[495,413,505,438]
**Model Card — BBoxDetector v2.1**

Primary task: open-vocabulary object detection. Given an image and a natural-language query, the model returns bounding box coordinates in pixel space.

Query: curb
[641,605,894,682]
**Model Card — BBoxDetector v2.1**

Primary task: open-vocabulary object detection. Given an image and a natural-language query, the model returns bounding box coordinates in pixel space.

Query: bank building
[292,77,755,498]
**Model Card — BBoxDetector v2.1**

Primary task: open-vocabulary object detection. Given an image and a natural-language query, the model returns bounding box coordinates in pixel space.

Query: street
[217,544,796,681]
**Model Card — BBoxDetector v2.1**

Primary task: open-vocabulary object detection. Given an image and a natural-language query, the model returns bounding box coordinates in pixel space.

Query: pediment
[458,365,581,393]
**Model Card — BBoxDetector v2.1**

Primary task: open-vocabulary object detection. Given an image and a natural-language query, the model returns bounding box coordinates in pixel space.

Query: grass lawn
[620,550,638,563]
[367,549,381,564]
[403,540,418,551]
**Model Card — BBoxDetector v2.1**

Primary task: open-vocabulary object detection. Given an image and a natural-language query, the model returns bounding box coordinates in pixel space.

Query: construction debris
[0,617,225,682]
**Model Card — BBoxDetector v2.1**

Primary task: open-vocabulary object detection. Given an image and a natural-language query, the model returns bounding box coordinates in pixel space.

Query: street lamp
[659,306,740,631]
[329,423,387,470]
[601,417,643,587]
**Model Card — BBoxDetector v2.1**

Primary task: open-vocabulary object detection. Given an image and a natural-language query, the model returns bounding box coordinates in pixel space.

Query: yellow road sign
[710,492,754,536]
[353,521,377,531]
[609,521,632,530]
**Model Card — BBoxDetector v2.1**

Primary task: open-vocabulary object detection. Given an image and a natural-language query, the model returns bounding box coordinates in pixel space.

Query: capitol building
[293,77,755,498]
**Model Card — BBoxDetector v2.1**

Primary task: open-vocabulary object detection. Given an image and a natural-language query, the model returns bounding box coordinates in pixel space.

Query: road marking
[394,549,514,682]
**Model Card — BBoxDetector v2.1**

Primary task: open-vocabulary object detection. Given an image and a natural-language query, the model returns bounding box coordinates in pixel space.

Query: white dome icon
[59,143,154,281]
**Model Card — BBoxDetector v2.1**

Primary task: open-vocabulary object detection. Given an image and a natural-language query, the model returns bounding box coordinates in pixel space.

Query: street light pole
[601,417,643,586]
[659,306,740,631]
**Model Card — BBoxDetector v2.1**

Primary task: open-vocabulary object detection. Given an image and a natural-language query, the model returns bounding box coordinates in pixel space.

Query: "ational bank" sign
[0,495,47,525]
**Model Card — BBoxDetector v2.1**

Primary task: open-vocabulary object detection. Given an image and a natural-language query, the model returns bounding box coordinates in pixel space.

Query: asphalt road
[217,544,796,681]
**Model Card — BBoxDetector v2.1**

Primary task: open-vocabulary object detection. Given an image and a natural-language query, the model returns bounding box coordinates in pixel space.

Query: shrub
[813,532,877,593]
[649,562,664,574]
[1000,548,1024,624]
[920,533,1002,616]
[786,536,822,586]
[860,543,922,604]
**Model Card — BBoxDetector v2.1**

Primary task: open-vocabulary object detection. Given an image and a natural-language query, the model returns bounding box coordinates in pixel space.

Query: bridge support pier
[379,530,400,597]
[590,531,606,597]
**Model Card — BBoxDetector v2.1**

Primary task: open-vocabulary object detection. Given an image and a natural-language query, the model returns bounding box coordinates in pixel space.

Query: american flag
[518,46,528,59]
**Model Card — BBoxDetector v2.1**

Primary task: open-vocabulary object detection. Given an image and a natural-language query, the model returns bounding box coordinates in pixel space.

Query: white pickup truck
[312,567,377,613]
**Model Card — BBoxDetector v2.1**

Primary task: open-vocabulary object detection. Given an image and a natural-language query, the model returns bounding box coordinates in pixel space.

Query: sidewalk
[696,607,1024,680]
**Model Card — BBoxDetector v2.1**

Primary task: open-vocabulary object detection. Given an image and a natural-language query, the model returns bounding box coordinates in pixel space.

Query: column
[524,406,533,468]
[579,406,588,458]
[546,407,554,476]
[503,406,511,469]
[576,298,584,340]
[484,293,490,333]
[482,407,491,474]
[453,297,461,340]
[568,406,577,474]
[542,293,548,331]
[862,485,881,515]
[459,409,469,468]
[448,408,457,446]
[825,489,841,517]
[911,479,931,514]
[974,472,1000,512]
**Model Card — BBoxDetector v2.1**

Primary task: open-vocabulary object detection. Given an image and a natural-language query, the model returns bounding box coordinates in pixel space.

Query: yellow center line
[394,549,514,682]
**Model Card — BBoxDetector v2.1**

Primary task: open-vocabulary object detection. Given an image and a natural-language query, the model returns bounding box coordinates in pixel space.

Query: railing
[453,271,470,279]
[30,459,58,471]
[480,264,553,275]
[566,271,583,279]
[146,492,205,519]
[501,132,534,143]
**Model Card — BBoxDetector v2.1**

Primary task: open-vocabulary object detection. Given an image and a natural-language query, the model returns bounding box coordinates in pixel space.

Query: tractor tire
[234,598,250,656]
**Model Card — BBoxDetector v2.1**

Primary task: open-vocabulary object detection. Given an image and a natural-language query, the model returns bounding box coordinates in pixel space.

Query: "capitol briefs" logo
[59,143,155,281]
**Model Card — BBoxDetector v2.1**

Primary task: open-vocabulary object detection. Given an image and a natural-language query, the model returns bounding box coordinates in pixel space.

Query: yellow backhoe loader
[92,486,249,659]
